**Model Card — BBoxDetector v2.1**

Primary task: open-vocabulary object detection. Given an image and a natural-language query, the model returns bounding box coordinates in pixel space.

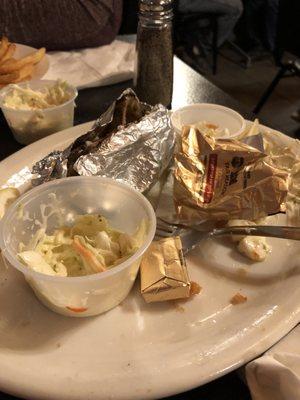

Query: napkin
[246,325,300,400]
[43,39,135,90]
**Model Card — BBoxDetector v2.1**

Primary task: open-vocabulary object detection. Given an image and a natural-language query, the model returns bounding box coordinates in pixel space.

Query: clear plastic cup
[0,177,156,317]
[0,80,78,145]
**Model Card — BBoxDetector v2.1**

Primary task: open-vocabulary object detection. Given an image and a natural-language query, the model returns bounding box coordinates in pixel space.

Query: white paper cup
[0,80,78,145]
[0,177,156,317]
[171,103,246,139]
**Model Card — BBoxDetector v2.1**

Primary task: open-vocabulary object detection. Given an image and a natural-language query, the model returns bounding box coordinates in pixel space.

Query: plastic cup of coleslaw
[0,177,156,317]
[0,79,78,145]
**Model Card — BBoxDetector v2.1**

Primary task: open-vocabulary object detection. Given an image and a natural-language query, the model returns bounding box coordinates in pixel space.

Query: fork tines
[155,218,180,240]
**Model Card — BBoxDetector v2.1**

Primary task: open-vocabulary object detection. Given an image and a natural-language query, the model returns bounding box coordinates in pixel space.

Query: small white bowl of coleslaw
[0,176,156,317]
[0,79,77,145]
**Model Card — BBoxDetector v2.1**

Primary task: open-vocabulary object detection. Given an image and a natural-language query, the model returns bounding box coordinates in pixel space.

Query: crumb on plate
[190,281,202,296]
[230,292,247,305]
[237,268,247,277]
[173,303,185,313]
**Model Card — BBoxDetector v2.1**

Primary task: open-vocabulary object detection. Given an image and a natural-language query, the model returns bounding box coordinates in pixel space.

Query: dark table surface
[0,56,252,400]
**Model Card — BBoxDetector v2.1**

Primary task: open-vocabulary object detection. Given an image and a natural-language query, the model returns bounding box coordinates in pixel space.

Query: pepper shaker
[134,0,174,107]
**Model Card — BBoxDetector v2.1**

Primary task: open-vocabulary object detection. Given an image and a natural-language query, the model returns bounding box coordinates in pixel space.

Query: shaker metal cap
[139,0,173,20]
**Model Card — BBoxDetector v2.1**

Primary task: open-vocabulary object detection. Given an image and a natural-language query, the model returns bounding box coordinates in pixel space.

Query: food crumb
[230,292,247,305]
[190,281,202,296]
[175,282,202,304]
[205,122,219,130]
[237,268,247,277]
[173,303,185,313]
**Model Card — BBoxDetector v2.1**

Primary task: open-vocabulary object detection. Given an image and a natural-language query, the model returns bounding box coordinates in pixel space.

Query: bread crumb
[190,281,202,296]
[206,123,219,130]
[230,292,247,305]
[237,268,247,277]
[173,303,185,313]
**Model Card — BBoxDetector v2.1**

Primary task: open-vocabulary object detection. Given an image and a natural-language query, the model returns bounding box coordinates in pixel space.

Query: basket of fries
[0,36,46,88]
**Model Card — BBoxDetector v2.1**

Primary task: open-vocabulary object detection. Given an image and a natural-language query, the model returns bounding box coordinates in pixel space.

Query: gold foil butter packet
[140,236,191,303]
[174,126,288,223]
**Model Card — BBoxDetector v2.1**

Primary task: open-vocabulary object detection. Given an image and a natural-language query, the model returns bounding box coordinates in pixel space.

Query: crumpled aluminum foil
[26,88,174,193]
[74,103,173,192]
[31,149,70,186]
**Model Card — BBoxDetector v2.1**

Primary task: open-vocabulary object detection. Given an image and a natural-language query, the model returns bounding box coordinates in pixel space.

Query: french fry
[0,71,19,84]
[0,43,16,65]
[0,47,45,74]
[0,37,9,60]
[0,38,46,88]
[4,57,16,63]
[12,62,34,83]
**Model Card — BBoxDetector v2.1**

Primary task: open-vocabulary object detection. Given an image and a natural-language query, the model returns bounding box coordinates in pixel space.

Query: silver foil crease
[74,103,174,192]
[32,149,70,186]
[19,88,174,193]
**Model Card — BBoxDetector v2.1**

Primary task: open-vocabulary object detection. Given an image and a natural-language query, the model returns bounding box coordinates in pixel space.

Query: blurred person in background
[236,0,279,56]
[0,0,123,50]
[178,0,244,48]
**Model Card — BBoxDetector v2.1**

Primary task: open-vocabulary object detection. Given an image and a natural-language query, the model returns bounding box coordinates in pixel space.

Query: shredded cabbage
[18,214,148,277]
[4,80,71,110]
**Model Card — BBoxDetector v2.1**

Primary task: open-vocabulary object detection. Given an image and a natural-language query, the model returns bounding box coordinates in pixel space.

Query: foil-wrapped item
[29,88,174,192]
[32,149,70,186]
[263,130,300,226]
[75,104,172,192]
[174,126,288,222]
[4,166,33,190]
[140,236,191,303]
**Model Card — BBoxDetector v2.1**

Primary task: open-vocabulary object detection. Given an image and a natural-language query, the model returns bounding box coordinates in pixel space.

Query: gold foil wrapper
[174,126,288,222]
[140,236,190,303]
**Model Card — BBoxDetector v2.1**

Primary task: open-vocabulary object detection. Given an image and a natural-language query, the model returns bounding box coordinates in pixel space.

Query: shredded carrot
[66,306,88,313]
[72,237,106,273]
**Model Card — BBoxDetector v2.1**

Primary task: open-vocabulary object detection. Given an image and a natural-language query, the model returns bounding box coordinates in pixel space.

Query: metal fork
[155,218,300,254]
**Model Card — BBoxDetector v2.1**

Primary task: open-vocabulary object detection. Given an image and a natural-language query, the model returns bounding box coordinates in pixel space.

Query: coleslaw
[3,80,71,110]
[18,214,147,277]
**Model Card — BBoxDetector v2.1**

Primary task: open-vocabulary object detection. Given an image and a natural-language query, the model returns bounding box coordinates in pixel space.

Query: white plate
[0,122,299,400]
[8,43,49,82]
